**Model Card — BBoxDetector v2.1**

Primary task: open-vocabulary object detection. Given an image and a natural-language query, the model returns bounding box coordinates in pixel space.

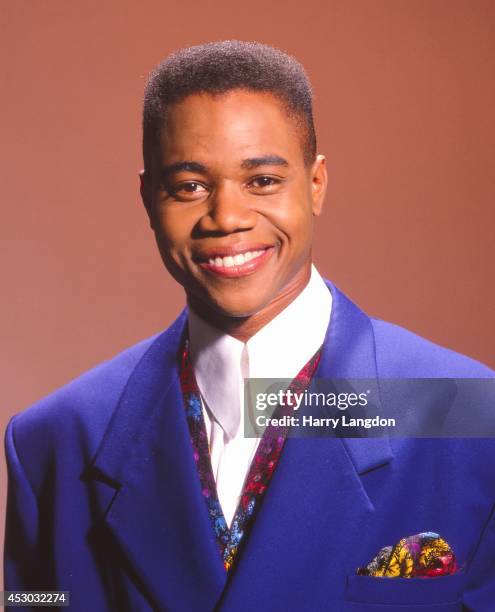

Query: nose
[198,181,257,235]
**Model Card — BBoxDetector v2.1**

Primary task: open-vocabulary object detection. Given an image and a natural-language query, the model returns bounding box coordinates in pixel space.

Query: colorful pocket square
[357,531,457,578]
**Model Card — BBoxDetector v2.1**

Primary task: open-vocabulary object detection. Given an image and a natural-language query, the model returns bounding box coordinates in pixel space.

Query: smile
[197,246,274,278]
[208,249,266,267]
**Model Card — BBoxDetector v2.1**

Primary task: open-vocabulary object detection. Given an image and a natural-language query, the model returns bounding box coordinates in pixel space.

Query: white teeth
[233,253,245,265]
[208,249,266,268]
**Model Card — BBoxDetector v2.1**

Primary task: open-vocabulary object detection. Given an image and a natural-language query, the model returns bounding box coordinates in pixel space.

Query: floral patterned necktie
[180,338,322,572]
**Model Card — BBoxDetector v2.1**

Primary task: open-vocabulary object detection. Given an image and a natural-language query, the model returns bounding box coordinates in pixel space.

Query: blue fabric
[4,281,495,611]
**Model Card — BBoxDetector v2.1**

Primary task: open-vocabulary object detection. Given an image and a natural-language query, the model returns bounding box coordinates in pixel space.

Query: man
[5,41,495,611]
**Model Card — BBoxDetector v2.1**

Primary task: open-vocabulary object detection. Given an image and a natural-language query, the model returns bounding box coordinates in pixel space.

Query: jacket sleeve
[4,416,42,592]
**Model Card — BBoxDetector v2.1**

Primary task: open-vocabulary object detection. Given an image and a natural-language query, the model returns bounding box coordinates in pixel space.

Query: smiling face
[142,89,327,320]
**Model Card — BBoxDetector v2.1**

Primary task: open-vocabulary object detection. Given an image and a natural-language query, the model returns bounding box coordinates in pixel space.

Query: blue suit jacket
[5,281,495,611]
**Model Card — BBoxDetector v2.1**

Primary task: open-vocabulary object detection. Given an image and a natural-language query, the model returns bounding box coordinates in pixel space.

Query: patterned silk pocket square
[357,531,457,578]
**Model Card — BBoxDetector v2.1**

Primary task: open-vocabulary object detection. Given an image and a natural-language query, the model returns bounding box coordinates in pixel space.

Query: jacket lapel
[218,282,395,610]
[89,311,227,611]
[318,281,394,474]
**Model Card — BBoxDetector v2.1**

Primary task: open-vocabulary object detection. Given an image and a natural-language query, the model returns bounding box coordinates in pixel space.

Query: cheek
[152,218,193,288]
[154,207,191,254]
[268,192,314,244]
[151,218,193,282]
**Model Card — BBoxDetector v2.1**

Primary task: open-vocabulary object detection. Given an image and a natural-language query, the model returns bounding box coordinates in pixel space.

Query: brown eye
[251,176,277,188]
[182,182,204,192]
[248,176,283,192]
[169,181,208,200]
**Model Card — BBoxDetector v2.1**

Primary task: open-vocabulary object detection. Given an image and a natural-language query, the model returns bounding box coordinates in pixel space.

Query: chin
[209,292,268,319]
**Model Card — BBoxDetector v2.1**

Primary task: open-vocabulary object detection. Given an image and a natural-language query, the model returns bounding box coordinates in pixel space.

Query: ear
[139,170,155,229]
[310,154,327,217]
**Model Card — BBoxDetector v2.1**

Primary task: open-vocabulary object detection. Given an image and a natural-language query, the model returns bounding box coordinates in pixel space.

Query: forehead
[159,90,305,166]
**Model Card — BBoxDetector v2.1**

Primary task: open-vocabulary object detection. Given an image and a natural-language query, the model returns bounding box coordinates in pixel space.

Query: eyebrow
[160,155,289,179]
[241,155,289,169]
[161,161,209,179]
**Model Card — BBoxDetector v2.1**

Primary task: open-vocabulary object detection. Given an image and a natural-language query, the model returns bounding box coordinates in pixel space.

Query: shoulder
[7,329,168,469]
[6,309,188,494]
[324,279,493,378]
[370,317,494,377]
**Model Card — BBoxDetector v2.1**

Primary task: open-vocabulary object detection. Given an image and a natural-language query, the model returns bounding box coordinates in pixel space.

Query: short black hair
[143,40,317,171]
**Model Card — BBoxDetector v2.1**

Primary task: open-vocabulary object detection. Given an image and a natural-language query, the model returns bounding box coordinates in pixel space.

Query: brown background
[1,0,494,584]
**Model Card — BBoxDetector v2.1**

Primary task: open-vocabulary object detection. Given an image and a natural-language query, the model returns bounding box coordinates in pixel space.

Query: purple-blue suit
[4,282,495,611]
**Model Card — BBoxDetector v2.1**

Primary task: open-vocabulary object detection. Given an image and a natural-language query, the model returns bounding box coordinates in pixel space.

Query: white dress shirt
[188,265,332,526]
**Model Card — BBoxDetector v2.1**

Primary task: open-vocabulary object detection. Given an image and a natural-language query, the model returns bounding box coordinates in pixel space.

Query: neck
[187,264,312,343]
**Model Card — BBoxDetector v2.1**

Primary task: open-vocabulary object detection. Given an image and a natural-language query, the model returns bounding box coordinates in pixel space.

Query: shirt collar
[188,265,332,440]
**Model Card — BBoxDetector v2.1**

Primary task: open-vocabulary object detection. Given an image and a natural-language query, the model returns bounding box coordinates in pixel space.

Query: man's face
[143,89,327,318]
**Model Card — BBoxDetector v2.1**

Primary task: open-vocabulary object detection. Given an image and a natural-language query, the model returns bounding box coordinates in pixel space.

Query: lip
[195,244,275,278]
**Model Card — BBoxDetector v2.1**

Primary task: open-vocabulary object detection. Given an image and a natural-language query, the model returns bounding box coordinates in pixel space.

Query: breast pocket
[342,572,465,611]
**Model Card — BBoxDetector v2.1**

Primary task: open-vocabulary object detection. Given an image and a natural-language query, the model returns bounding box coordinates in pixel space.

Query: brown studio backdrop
[1,0,494,585]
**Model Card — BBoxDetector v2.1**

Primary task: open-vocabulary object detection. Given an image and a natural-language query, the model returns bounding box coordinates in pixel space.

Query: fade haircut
[143,40,317,172]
